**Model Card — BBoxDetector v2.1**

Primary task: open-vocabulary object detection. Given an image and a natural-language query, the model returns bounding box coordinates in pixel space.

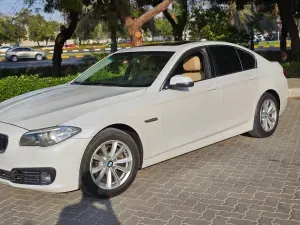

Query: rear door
[22,48,34,59]
[208,45,258,130]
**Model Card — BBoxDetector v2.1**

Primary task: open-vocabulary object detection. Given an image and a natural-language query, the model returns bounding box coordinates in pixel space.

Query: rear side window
[209,45,242,76]
[236,48,256,70]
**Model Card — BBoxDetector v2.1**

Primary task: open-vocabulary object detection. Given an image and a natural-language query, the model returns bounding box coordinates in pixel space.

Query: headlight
[20,126,81,147]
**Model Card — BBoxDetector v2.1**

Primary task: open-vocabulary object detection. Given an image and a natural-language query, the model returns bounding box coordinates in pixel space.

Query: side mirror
[169,75,194,88]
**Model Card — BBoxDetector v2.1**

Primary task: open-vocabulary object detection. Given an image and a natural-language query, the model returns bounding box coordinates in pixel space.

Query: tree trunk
[112,0,172,47]
[250,24,255,51]
[162,7,187,42]
[46,39,48,47]
[37,41,40,46]
[52,12,78,77]
[173,28,183,41]
[278,0,300,59]
[131,31,143,46]
[280,21,288,62]
[228,0,236,26]
[110,22,117,52]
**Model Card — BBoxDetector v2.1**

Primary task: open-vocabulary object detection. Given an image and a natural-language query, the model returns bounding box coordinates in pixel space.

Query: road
[0,99,300,225]
[0,58,85,69]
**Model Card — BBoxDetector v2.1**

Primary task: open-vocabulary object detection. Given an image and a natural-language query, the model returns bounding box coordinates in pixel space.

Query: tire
[11,55,18,62]
[248,92,279,138]
[35,54,43,61]
[80,128,140,198]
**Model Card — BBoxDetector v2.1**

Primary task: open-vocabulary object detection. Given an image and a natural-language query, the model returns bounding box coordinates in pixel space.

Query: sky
[0,0,64,22]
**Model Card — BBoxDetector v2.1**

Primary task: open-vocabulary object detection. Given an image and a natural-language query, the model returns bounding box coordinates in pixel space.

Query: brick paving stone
[243,209,261,222]
[257,217,274,225]
[1,100,300,225]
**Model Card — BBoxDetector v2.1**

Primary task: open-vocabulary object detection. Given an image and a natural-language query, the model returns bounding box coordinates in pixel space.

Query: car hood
[0,84,145,129]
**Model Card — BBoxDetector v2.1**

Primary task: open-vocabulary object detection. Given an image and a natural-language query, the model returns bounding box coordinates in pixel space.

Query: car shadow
[55,172,121,225]
[55,194,121,225]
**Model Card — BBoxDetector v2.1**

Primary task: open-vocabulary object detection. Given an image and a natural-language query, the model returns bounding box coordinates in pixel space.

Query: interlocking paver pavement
[1,99,300,225]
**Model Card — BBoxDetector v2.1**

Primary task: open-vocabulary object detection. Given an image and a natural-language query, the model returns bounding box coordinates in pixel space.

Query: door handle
[250,75,257,80]
[208,84,219,91]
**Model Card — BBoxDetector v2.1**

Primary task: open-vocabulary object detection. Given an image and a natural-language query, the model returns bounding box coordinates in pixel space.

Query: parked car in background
[0,46,12,53]
[5,47,46,62]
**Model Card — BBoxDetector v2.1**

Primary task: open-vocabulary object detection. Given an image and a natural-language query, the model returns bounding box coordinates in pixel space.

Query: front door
[159,49,222,152]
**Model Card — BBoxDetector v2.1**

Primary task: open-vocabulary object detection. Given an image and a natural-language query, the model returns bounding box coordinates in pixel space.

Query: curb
[46,55,91,60]
[289,88,300,98]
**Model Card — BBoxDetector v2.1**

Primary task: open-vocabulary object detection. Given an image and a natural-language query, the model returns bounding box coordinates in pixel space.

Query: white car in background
[0,41,288,198]
[0,46,12,53]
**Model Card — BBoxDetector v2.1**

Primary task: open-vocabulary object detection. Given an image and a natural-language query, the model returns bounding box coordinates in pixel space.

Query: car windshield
[74,51,174,87]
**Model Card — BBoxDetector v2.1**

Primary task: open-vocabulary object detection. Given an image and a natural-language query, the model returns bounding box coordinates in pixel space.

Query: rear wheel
[11,55,18,62]
[80,128,140,198]
[35,54,43,61]
[249,92,279,138]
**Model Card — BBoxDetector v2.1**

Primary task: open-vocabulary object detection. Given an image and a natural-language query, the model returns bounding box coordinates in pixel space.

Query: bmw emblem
[107,161,113,167]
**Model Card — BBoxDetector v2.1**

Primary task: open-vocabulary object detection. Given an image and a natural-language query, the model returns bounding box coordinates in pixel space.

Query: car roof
[117,41,249,53]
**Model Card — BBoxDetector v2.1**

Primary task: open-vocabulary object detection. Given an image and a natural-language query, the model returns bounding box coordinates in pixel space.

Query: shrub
[0,75,77,102]
[282,61,300,78]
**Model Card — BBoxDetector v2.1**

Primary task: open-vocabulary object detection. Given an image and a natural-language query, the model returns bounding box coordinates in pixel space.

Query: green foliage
[0,75,76,102]
[28,14,61,45]
[189,6,250,45]
[0,10,29,44]
[154,17,173,37]
[282,61,300,77]
[93,53,109,61]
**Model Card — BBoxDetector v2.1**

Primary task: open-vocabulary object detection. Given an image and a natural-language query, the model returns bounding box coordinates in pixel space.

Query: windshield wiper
[77,81,105,86]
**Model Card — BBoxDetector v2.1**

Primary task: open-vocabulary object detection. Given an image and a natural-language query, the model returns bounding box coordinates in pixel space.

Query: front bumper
[0,122,91,192]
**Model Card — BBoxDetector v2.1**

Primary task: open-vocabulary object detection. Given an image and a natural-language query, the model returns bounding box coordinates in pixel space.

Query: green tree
[188,6,249,44]
[154,17,173,38]
[25,0,92,76]
[226,0,300,59]
[28,14,59,46]
[0,13,28,45]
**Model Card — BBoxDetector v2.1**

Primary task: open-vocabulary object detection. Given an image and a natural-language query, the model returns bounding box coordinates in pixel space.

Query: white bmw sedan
[0,41,288,198]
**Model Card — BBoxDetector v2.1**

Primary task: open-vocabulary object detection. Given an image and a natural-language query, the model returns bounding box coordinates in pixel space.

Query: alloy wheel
[260,99,277,132]
[89,140,133,190]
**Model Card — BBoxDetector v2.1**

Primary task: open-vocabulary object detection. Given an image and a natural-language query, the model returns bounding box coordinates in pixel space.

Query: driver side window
[171,50,206,83]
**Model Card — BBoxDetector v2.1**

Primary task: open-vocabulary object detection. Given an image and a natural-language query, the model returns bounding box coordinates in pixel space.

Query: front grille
[0,168,56,185]
[0,169,10,180]
[10,170,40,185]
[10,168,56,185]
[0,134,8,153]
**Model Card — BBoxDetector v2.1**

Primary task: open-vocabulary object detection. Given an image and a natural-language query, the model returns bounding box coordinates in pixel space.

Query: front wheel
[11,55,18,62]
[248,92,279,138]
[35,54,43,61]
[80,128,140,198]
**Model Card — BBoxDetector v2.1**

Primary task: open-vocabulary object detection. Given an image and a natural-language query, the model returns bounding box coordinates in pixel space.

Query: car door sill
[142,120,253,169]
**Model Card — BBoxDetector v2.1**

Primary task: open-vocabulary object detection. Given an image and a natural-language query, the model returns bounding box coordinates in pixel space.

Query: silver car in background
[6,47,46,62]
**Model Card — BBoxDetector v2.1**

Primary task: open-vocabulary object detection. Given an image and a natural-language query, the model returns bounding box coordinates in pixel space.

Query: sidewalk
[288,78,300,98]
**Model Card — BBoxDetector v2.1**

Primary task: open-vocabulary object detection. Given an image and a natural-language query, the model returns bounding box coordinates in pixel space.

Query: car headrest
[183,56,201,72]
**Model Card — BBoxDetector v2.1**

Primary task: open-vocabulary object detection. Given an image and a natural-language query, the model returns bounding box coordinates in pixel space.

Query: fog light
[40,172,52,184]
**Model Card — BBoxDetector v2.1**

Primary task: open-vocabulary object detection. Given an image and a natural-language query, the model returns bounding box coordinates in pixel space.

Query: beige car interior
[183,56,203,82]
